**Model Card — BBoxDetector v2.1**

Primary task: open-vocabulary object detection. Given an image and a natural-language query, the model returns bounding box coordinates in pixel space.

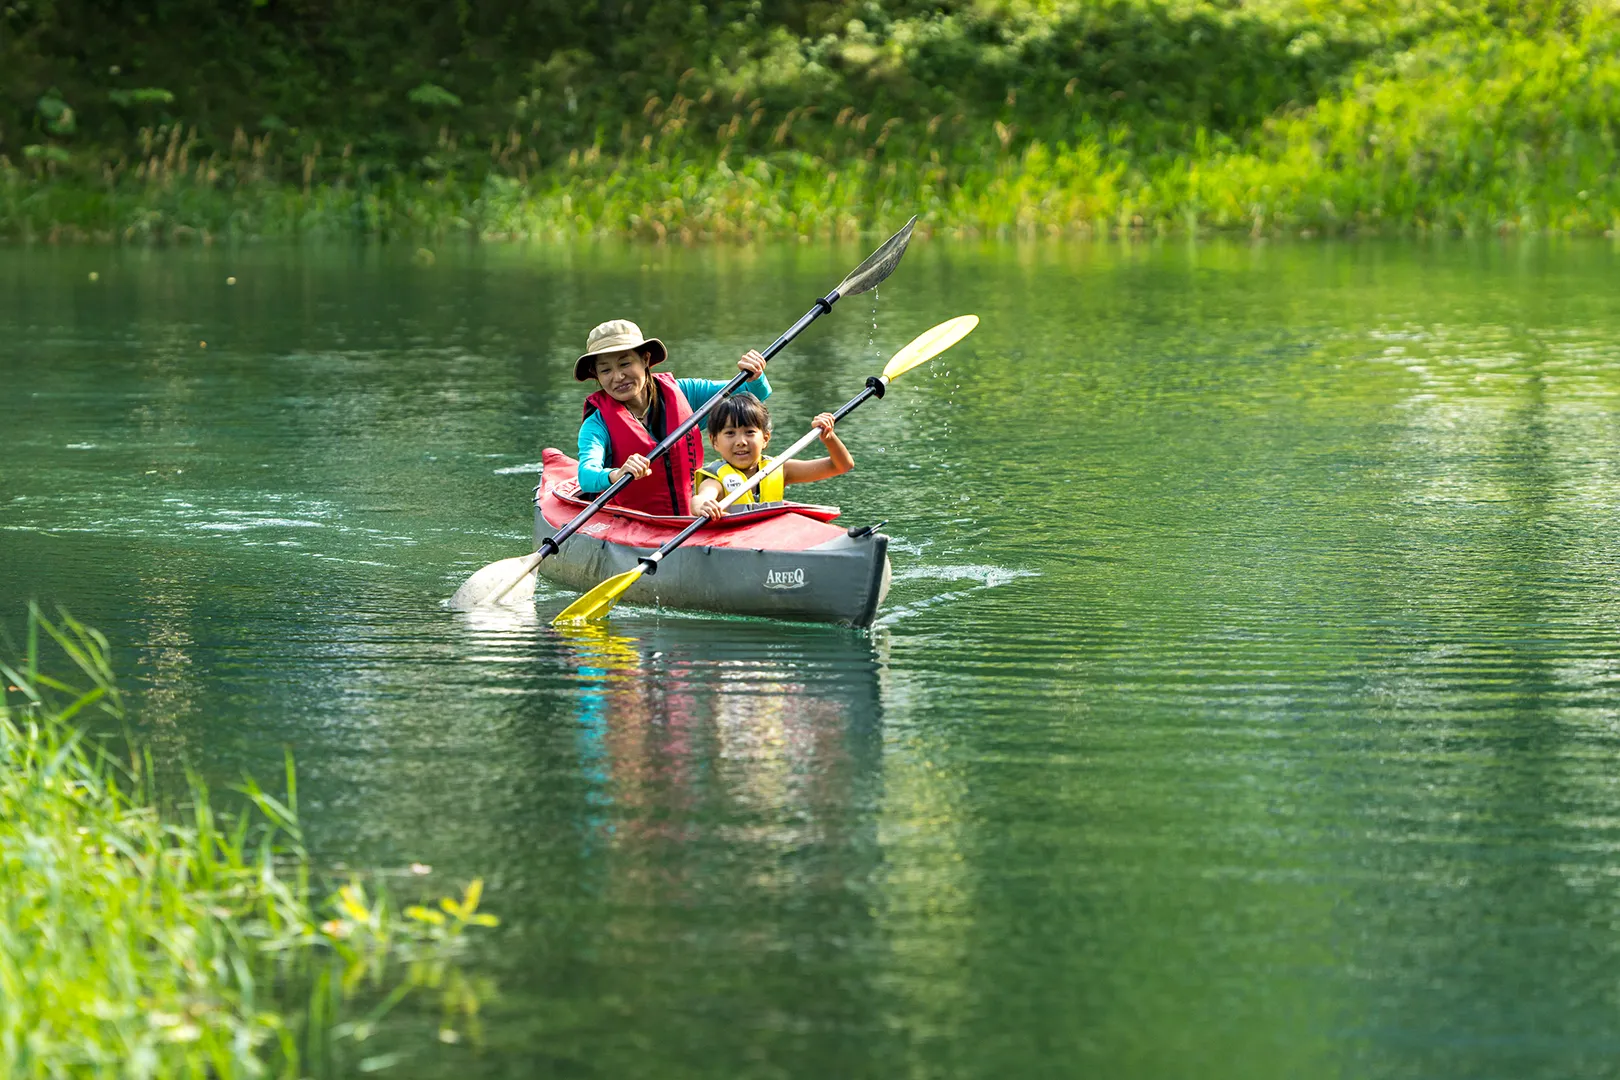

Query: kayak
[533,449,891,627]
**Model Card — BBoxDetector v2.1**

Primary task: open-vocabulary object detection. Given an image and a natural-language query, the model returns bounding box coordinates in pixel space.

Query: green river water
[5,239,1620,1078]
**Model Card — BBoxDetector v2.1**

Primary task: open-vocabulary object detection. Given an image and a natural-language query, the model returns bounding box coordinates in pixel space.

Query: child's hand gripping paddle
[552,315,979,626]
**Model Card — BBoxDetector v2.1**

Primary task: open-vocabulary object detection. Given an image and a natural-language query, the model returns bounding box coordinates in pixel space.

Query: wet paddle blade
[882,315,979,381]
[448,555,537,609]
[552,566,646,625]
[836,216,918,297]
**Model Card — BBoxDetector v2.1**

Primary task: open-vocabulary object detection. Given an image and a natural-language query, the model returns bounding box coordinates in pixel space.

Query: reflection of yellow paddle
[551,621,643,674]
[553,315,980,626]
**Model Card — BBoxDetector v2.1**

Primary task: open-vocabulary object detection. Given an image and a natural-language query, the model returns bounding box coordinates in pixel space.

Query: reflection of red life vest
[583,371,702,515]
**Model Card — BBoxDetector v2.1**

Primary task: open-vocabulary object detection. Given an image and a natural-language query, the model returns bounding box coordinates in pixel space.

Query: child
[691,393,853,520]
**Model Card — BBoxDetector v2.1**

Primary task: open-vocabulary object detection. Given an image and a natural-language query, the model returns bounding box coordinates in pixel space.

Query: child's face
[592,350,651,402]
[711,423,770,471]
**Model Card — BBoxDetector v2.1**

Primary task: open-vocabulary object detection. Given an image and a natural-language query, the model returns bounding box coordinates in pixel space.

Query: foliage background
[2,0,1616,238]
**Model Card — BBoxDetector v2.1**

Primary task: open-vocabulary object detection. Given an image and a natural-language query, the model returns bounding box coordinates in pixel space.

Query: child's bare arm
[782,413,854,485]
[691,477,727,520]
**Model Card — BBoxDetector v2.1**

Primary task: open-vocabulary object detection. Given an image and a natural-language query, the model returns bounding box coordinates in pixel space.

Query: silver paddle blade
[836,215,917,297]
[447,555,536,609]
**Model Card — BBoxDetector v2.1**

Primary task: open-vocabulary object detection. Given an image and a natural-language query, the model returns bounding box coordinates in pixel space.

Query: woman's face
[593,350,652,403]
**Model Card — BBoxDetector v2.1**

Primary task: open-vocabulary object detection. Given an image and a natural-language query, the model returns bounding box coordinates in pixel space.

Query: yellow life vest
[694,456,784,506]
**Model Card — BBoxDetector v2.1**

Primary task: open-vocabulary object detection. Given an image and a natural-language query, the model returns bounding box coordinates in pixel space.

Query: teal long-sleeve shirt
[576,374,771,493]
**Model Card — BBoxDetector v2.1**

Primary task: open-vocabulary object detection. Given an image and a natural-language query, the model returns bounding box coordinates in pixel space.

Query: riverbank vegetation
[0,607,495,1077]
[3,0,1617,240]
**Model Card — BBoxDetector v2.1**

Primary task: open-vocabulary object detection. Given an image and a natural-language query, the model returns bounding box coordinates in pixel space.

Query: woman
[575,319,769,515]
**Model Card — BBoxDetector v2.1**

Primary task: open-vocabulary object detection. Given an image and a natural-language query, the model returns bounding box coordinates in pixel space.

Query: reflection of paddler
[556,622,703,877]
[550,620,890,1020]
[554,623,646,845]
[553,621,884,855]
[556,622,691,803]
[574,320,771,515]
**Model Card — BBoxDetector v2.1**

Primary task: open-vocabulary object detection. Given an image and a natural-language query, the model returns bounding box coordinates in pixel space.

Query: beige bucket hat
[575,319,668,381]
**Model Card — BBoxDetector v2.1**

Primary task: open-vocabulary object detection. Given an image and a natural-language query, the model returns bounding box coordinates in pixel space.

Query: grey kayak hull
[533,510,892,628]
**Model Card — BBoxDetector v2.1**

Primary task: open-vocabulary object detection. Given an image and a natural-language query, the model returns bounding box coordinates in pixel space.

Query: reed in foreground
[0,606,496,1078]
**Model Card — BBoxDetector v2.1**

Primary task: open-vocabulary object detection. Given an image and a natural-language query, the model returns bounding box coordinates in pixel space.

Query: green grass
[0,606,497,1078]
[3,1,1618,240]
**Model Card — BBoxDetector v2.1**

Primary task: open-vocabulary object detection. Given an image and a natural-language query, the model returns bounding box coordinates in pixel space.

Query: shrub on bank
[2,1,1616,239]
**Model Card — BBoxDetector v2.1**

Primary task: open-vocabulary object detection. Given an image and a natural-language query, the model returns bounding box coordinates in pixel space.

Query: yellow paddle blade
[881,315,979,381]
[552,565,647,625]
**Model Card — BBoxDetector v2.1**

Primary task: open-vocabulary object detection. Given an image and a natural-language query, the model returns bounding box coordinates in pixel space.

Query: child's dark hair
[707,392,772,439]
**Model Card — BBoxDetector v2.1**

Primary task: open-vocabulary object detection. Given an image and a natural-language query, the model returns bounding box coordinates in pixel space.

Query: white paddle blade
[447,555,537,609]
[881,315,979,381]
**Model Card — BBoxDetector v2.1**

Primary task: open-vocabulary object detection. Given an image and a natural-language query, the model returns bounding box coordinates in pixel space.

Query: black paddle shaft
[638,376,886,576]
[536,290,842,559]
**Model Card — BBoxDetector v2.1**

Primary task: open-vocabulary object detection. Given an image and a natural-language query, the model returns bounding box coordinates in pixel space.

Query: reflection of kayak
[534,449,891,627]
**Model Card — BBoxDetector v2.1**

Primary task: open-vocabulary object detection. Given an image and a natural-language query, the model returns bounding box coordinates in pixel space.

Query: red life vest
[583,371,703,515]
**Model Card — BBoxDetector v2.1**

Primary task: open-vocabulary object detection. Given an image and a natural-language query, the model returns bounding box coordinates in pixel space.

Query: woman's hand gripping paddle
[552,315,979,626]
[447,216,919,610]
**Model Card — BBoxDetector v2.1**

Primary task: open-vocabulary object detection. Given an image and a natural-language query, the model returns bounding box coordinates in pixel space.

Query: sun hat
[575,319,668,381]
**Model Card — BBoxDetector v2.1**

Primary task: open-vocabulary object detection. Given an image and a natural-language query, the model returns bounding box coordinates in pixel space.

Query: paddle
[552,314,979,626]
[447,215,920,610]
